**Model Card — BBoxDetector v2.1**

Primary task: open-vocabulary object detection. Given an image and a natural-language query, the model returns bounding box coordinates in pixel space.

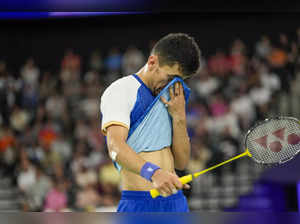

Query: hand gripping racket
[150,116,300,198]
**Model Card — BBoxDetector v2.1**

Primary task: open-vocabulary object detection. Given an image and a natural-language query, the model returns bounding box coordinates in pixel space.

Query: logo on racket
[254,128,300,152]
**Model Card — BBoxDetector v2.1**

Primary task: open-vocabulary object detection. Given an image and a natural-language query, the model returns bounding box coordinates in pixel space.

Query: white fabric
[100,75,140,133]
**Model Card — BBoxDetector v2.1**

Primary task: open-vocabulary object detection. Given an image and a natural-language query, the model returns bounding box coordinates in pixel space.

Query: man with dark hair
[100,33,201,212]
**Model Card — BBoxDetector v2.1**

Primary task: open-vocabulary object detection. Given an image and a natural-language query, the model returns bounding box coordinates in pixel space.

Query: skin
[106,54,191,197]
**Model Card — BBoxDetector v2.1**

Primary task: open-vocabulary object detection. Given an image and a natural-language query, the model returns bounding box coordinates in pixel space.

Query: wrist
[140,162,160,182]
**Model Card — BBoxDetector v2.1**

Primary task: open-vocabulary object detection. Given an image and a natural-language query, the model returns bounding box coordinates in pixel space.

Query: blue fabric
[129,74,155,138]
[115,76,190,171]
[117,190,189,212]
[140,162,160,181]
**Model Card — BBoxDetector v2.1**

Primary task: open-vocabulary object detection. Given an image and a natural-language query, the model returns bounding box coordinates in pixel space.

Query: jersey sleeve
[100,78,137,135]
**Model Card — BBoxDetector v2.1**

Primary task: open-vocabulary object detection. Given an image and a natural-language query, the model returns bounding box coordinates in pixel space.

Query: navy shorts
[117,190,189,212]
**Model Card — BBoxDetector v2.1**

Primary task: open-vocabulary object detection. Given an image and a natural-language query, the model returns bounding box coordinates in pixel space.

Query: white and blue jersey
[101,74,155,138]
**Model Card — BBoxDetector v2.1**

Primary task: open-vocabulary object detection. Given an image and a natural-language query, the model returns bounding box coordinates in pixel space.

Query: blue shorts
[117,190,189,212]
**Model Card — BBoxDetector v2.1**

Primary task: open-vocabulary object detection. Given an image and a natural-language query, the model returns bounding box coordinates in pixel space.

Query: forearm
[171,116,191,170]
[107,140,147,175]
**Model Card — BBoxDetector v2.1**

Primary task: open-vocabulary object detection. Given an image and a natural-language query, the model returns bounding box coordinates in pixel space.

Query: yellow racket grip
[150,174,193,198]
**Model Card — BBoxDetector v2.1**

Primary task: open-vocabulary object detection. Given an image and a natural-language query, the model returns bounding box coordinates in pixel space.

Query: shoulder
[101,75,140,99]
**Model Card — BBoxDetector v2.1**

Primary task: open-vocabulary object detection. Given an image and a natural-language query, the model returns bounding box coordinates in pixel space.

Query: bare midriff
[120,147,175,191]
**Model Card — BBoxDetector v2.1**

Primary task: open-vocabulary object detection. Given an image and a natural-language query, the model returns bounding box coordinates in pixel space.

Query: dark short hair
[151,33,201,78]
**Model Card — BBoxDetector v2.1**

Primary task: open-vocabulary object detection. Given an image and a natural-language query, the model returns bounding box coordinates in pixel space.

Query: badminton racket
[150,116,300,198]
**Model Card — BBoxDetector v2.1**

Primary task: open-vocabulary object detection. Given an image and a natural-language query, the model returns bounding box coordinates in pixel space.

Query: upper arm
[100,78,137,135]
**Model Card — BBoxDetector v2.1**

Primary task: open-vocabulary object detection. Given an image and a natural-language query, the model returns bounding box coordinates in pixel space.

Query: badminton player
[100,33,201,212]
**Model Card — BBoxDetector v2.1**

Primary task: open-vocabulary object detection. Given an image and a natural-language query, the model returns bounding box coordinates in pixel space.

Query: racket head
[245,116,300,165]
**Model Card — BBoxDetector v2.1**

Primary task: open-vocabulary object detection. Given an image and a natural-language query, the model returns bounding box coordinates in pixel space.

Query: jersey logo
[147,167,154,172]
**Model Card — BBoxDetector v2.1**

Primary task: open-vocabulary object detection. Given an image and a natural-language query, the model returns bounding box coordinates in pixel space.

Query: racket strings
[246,119,300,164]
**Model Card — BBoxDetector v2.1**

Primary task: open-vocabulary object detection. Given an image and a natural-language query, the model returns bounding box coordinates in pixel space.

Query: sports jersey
[100,74,190,171]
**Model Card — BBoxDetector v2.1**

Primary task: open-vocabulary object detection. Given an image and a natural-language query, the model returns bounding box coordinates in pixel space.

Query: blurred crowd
[0,28,300,211]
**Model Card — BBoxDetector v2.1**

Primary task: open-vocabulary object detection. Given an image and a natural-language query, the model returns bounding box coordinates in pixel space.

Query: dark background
[0,13,300,76]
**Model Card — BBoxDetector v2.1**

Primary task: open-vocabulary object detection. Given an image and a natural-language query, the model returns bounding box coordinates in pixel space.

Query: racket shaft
[194,150,250,177]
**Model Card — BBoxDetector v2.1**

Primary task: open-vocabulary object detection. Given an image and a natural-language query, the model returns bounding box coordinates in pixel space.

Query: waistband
[120,190,184,201]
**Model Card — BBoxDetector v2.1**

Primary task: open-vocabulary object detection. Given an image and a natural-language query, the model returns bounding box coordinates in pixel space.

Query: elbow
[107,138,122,161]
[107,139,115,154]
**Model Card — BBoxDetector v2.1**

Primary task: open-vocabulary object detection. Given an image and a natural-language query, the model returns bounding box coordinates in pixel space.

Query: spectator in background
[70,141,87,174]
[43,177,68,212]
[186,102,208,139]
[194,66,220,100]
[0,126,16,154]
[26,165,52,211]
[79,94,98,119]
[75,165,98,189]
[209,93,229,117]
[217,126,240,174]
[74,119,89,141]
[40,142,61,176]
[258,63,281,92]
[255,35,272,60]
[61,49,81,73]
[250,81,272,119]
[98,162,120,206]
[278,33,291,52]
[208,49,231,77]
[39,71,58,101]
[38,120,58,147]
[86,119,105,153]
[230,84,256,130]
[50,132,72,164]
[84,145,105,170]
[21,83,39,112]
[268,46,288,68]
[17,158,36,196]
[60,49,81,97]
[24,140,44,166]
[0,127,18,178]
[267,42,291,93]
[37,121,62,175]
[20,58,40,87]
[187,139,212,174]
[75,180,102,210]
[83,70,100,87]
[45,92,67,121]
[104,47,122,82]
[75,164,101,210]
[89,50,104,72]
[10,105,30,134]
[228,39,248,76]
[122,45,145,76]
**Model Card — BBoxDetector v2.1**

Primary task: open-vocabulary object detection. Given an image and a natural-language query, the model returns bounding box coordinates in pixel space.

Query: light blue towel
[115,77,190,171]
